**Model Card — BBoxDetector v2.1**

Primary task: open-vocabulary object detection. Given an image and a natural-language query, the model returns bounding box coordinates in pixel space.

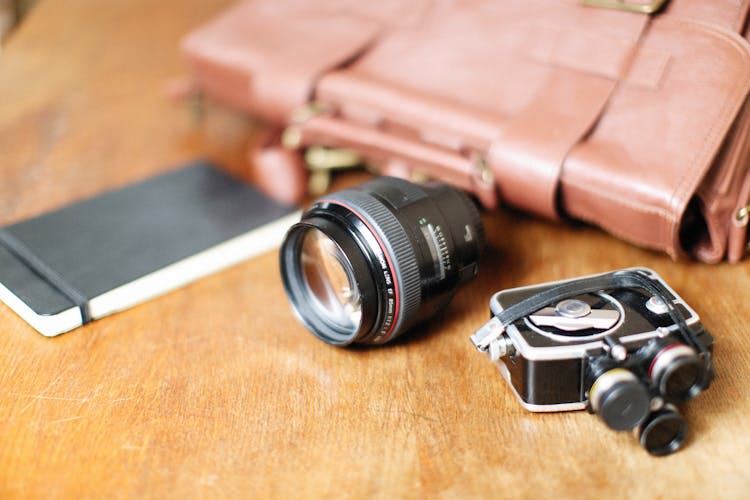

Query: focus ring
[326,189,421,340]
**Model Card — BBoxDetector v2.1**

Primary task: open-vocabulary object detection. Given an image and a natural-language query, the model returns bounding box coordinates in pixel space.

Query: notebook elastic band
[0,228,92,324]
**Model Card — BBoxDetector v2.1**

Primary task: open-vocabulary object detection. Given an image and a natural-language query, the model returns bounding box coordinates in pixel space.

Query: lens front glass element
[663,360,701,401]
[300,228,362,333]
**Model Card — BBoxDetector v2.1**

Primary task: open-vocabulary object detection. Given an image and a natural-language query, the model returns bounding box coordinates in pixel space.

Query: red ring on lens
[319,199,401,342]
[648,343,683,378]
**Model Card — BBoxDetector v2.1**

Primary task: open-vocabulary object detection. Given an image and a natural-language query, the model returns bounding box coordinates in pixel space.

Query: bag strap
[486,14,652,219]
[486,69,626,219]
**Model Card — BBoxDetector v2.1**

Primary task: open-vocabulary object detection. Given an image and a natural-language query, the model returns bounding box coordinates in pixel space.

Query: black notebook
[0,162,300,336]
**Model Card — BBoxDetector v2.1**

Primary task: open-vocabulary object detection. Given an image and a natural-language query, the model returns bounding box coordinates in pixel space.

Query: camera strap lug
[471,317,514,361]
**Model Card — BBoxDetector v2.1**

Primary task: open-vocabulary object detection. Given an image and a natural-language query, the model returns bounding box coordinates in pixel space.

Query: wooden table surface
[1,1,749,498]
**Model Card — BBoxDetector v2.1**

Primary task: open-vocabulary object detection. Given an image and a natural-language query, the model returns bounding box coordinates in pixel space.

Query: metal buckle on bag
[281,101,331,150]
[282,102,364,195]
[304,146,363,195]
[734,204,750,256]
[736,204,750,224]
[579,0,668,14]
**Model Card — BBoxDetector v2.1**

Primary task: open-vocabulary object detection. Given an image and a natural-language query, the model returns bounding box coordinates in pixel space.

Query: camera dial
[556,299,591,318]
[527,293,622,340]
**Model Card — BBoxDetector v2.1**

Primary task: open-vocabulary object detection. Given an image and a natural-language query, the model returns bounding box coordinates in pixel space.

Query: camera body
[471,268,714,455]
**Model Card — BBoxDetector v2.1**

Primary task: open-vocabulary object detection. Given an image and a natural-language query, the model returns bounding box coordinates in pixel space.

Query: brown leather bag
[181,0,750,263]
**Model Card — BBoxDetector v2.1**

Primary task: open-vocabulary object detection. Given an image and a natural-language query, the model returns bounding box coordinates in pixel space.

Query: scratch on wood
[17,394,88,414]
[110,398,133,403]
[15,364,81,413]
[48,415,82,425]
[121,444,145,451]
[196,474,219,487]
[373,408,439,423]
[12,392,132,415]
[26,395,90,403]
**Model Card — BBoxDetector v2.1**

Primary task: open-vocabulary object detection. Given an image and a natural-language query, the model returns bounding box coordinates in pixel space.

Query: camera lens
[649,343,706,402]
[281,176,484,345]
[637,405,688,456]
[299,228,362,333]
[589,368,650,431]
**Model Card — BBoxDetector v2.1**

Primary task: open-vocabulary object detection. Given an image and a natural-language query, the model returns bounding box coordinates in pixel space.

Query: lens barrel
[648,342,706,402]
[280,177,484,346]
[589,368,651,431]
[637,405,688,456]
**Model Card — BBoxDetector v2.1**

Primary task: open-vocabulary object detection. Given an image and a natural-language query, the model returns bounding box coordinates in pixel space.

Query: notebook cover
[0,161,300,336]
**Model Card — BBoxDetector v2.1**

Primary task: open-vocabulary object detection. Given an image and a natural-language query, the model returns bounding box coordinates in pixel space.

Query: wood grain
[1,1,749,498]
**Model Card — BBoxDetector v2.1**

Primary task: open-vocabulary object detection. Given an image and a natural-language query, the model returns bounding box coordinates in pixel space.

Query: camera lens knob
[590,368,650,431]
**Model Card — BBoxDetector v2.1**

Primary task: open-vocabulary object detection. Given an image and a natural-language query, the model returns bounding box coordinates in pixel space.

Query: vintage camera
[471,268,714,456]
